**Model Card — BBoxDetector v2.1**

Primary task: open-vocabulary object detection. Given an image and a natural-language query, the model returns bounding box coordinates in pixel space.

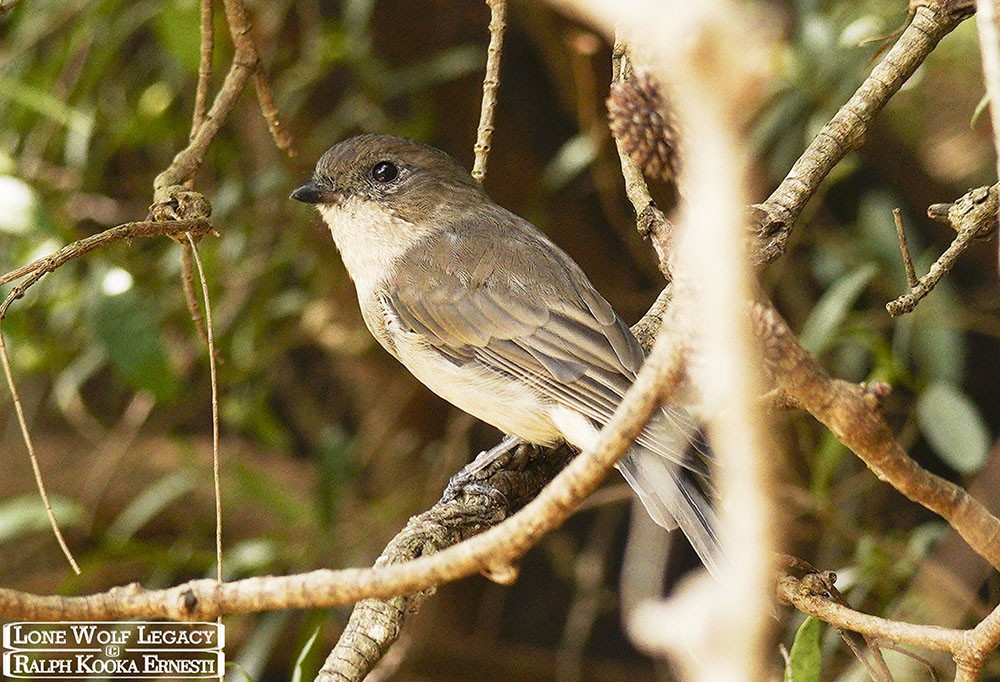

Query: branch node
[149,186,213,228]
[481,562,520,585]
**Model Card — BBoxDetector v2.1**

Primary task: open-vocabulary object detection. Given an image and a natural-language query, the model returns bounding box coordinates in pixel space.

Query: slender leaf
[0,495,84,544]
[916,382,991,474]
[91,289,179,402]
[800,263,878,355]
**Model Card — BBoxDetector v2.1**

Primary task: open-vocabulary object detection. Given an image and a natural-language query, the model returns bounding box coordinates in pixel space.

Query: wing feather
[386,214,693,468]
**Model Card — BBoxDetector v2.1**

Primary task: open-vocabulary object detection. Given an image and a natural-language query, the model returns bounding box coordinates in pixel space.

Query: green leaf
[800,263,878,355]
[785,616,822,682]
[908,290,965,383]
[153,0,205,73]
[916,382,991,474]
[291,627,321,682]
[0,495,84,545]
[106,471,198,544]
[542,134,598,190]
[90,289,179,402]
[233,612,289,681]
[971,92,990,129]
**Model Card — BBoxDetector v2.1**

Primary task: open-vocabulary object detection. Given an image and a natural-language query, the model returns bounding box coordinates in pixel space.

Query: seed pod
[607,68,679,184]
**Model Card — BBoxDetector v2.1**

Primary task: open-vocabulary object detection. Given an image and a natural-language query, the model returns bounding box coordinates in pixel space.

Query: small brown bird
[292,134,719,573]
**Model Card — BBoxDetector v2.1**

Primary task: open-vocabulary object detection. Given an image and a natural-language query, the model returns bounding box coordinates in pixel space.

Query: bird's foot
[441,435,531,505]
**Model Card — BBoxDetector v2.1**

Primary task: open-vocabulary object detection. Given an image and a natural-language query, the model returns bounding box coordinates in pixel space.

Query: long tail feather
[616,449,722,576]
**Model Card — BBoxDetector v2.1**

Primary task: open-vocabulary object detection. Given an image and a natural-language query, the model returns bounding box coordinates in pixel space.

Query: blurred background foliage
[0,0,998,679]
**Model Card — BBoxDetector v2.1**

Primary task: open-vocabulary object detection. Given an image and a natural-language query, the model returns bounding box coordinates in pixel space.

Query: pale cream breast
[318,198,434,302]
[380,300,564,446]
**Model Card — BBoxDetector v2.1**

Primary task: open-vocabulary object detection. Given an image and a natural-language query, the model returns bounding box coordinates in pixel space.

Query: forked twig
[752,1,975,265]
[887,184,998,316]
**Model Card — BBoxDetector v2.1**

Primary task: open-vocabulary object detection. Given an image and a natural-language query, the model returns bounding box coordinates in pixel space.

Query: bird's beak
[290,181,328,204]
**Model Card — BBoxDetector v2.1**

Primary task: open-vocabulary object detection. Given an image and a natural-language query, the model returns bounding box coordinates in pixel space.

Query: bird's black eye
[371,160,399,183]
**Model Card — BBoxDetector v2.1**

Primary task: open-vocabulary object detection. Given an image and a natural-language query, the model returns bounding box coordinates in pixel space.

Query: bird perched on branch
[291,134,720,574]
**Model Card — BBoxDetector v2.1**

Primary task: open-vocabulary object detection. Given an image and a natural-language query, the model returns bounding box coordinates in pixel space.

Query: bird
[291,134,720,573]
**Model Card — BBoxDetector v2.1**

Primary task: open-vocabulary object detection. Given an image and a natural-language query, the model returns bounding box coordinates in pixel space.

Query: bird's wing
[386,212,689,465]
[388,213,722,572]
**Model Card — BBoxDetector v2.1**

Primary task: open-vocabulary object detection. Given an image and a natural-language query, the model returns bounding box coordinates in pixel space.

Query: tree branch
[887,184,998,316]
[471,0,506,183]
[0,311,689,627]
[752,0,975,265]
[752,301,1000,570]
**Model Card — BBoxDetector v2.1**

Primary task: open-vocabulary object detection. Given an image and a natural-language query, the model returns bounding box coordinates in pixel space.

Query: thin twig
[0,328,80,574]
[886,220,984,316]
[779,570,1000,680]
[190,0,214,144]
[776,575,963,652]
[156,0,291,196]
[180,241,210,346]
[609,37,674,278]
[0,220,213,290]
[221,0,294,155]
[887,184,999,316]
[184,234,222,584]
[252,69,294,156]
[155,60,254,197]
[471,0,506,183]
[893,207,918,287]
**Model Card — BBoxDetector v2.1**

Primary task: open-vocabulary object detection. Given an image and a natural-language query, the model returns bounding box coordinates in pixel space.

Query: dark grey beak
[290,181,325,204]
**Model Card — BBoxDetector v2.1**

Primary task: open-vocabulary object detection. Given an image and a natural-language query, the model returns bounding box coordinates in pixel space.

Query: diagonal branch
[887,184,998,316]
[0,311,689,626]
[752,0,975,264]
[752,301,1000,570]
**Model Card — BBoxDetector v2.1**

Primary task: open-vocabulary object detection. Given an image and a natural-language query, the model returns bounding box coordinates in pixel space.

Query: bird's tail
[615,412,722,577]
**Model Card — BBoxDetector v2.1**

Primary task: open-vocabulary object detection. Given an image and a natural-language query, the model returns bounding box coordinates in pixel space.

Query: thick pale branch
[317,442,572,681]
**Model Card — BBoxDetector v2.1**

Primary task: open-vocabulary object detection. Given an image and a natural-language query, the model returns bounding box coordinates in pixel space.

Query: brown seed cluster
[607,68,679,184]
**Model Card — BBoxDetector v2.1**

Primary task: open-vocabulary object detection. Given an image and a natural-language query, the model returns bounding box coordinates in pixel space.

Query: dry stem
[753,301,1000,570]
[471,0,506,183]
[609,38,674,279]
